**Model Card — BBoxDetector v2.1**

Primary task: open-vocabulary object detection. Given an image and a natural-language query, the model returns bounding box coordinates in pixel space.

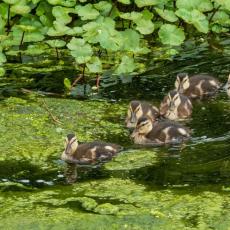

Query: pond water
[1,38,230,229]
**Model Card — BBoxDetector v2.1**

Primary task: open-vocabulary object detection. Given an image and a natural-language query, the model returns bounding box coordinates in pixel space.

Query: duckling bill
[61,134,122,165]
[160,90,192,120]
[126,100,159,128]
[175,73,221,99]
[131,116,190,146]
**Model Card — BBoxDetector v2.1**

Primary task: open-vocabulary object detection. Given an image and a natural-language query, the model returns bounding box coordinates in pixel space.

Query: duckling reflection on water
[175,73,221,99]
[126,100,159,128]
[160,90,192,120]
[61,134,122,183]
[131,116,190,146]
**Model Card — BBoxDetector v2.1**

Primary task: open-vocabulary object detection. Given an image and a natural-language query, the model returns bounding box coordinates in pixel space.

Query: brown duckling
[61,134,122,165]
[126,100,159,128]
[131,116,190,146]
[175,73,221,99]
[160,90,192,120]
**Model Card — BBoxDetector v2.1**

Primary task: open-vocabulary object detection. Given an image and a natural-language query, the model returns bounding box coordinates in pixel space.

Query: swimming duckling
[175,73,221,99]
[131,116,190,146]
[61,134,122,165]
[160,90,192,120]
[126,100,159,128]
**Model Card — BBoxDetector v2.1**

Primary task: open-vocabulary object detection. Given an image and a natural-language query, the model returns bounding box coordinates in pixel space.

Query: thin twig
[71,74,83,90]
[96,74,101,90]
[40,98,62,124]
[209,5,221,23]
[21,88,61,96]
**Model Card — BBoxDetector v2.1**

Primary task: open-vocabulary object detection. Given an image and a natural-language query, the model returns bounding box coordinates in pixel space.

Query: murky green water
[1,38,230,229]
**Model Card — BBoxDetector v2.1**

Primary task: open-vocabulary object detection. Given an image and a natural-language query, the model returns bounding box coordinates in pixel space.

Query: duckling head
[167,91,181,111]
[64,134,78,155]
[131,116,153,138]
[126,101,143,128]
[175,73,190,93]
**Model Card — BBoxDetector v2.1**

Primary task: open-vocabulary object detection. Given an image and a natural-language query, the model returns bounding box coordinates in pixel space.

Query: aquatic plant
[0,0,229,81]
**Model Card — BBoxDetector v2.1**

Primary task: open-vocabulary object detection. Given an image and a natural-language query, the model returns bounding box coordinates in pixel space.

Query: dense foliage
[0,0,229,82]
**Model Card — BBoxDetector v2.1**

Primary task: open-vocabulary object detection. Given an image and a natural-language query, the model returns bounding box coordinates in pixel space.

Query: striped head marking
[175,73,189,93]
[167,91,181,111]
[126,101,143,128]
[64,133,78,155]
[133,116,153,135]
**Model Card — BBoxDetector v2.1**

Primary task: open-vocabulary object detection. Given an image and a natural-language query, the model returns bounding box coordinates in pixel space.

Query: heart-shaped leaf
[46,39,66,48]
[116,56,136,74]
[158,24,185,46]
[176,0,213,12]
[94,1,112,15]
[47,0,76,7]
[52,6,75,24]
[155,8,178,22]
[135,18,154,34]
[86,57,102,73]
[67,38,93,64]
[118,0,131,4]
[135,0,169,7]
[75,4,100,20]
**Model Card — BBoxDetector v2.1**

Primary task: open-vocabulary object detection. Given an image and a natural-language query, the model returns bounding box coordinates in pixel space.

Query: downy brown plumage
[160,90,192,120]
[126,100,159,128]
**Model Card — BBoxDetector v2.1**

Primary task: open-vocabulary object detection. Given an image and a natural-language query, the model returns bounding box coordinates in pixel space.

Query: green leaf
[214,0,230,11]
[158,24,185,46]
[0,51,6,63]
[176,0,213,12]
[120,12,142,21]
[46,39,66,48]
[155,8,178,22]
[47,21,71,36]
[11,3,31,15]
[121,29,140,52]
[47,0,76,7]
[64,78,71,90]
[76,4,100,20]
[67,38,93,64]
[0,67,5,76]
[93,1,112,15]
[0,3,8,20]
[212,11,230,25]
[135,18,154,34]
[118,0,131,4]
[116,56,136,74]
[176,9,209,33]
[3,0,20,4]
[86,57,102,73]
[52,6,74,24]
[135,0,169,7]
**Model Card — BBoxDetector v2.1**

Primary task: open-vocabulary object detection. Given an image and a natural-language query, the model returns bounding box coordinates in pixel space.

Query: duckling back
[71,142,122,164]
[180,74,220,98]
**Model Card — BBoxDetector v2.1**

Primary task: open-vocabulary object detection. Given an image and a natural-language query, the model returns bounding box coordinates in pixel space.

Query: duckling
[61,134,122,165]
[160,90,192,120]
[175,73,221,99]
[131,116,190,146]
[126,100,159,128]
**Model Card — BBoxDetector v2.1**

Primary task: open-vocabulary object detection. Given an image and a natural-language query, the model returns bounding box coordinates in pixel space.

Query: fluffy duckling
[160,90,192,120]
[61,134,122,165]
[126,100,159,128]
[131,116,190,146]
[175,73,221,99]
